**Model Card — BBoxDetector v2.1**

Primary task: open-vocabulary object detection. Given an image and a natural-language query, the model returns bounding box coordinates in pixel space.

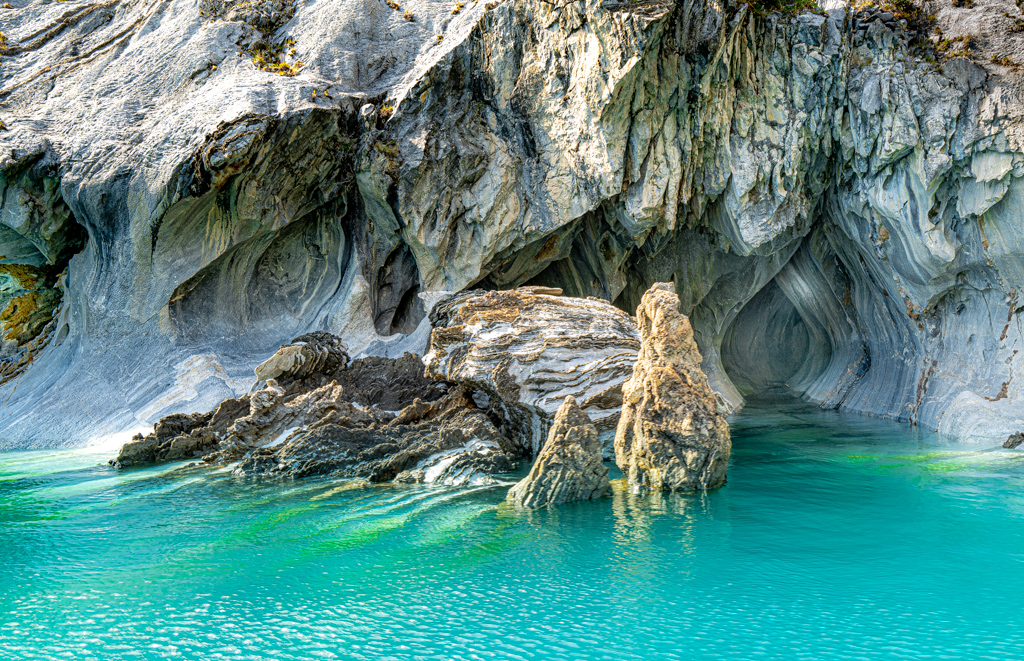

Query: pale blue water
[3,401,1024,660]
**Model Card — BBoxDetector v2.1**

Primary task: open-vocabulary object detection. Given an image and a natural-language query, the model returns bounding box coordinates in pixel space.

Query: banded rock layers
[424,288,640,453]
[3,0,1024,447]
[112,335,517,486]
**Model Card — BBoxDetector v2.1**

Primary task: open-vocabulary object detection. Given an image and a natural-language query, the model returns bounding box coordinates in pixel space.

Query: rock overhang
[2,0,1024,447]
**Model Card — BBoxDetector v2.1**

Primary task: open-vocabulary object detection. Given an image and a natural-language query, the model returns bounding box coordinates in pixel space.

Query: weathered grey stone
[109,411,215,468]
[254,332,349,385]
[5,0,1024,450]
[111,333,519,484]
[424,288,640,454]
[615,283,731,491]
[506,396,611,509]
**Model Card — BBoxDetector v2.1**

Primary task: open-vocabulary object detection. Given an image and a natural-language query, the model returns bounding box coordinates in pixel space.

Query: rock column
[507,396,611,508]
[614,283,731,491]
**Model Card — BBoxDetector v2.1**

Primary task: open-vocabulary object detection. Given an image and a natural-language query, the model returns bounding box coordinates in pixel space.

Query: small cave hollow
[721,278,832,400]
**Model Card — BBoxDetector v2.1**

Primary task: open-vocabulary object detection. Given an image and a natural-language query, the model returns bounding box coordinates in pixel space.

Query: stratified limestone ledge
[424,288,640,454]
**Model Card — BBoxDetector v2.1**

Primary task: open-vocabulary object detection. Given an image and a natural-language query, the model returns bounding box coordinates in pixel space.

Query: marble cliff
[2,0,1024,446]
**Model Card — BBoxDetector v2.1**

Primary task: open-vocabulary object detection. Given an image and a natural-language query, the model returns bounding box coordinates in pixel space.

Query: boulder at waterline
[506,396,611,509]
[234,386,517,485]
[110,334,518,485]
[424,288,640,455]
[614,283,731,491]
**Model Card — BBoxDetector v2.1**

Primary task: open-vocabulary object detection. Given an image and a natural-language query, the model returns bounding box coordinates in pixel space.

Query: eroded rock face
[235,387,516,484]
[506,396,611,509]
[424,288,640,454]
[111,411,216,468]
[615,283,731,491]
[253,332,350,385]
[6,0,1024,449]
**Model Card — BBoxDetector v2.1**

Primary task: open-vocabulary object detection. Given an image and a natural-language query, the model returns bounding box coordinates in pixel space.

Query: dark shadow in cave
[719,240,868,408]
[720,278,825,398]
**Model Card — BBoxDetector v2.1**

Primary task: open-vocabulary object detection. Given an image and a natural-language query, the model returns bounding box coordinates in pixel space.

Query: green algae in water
[3,402,1024,660]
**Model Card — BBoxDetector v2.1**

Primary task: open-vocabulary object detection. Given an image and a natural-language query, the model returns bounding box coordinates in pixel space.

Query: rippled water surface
[3,401,1024,660]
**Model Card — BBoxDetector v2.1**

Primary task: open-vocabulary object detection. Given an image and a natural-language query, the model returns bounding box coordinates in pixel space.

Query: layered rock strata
[111,334,517,485]
[424,288,640,454]
[4,0,1024,447]
[506,396,611,508]
[615,283,731,491]
[233,387,516,485]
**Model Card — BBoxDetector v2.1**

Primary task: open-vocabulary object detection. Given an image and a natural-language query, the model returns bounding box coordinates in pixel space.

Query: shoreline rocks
[506,396,611,509]
[233,386,517,485]
[614,283,731,492]
[113,286,738,498]
[111,332,523,484]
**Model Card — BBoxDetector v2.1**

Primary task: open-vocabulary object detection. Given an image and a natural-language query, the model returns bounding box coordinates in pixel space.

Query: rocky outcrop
[235,387,516,484]
[111,333,519,484]
[424,288,640,453]
[111,411,215,468]
[253,331,350,385]
[6,0,1024,449]
[615,283,731,491]
[506,396,611,508]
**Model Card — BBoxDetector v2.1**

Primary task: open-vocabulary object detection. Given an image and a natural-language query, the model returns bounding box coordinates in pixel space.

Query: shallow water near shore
[3,401,1024,660]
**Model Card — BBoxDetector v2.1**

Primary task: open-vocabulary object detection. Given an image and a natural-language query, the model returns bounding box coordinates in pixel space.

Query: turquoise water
[3,402,1024,660]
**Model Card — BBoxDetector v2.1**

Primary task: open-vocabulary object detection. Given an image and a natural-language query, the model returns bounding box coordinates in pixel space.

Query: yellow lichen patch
[1,289,60,345]
[250,40,303,76]
[0,263,48,291]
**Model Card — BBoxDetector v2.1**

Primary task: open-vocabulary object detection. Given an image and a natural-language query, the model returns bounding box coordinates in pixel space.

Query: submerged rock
[615,283,731,491]
[424,288,640,454]
[506,396,611,509]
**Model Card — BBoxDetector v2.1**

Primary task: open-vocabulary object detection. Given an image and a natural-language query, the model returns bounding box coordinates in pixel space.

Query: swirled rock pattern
[424,288,640,453]
[5,0,1024,447]
[615,283,731,491]
[253,331,350,385]
[506,396,611,508]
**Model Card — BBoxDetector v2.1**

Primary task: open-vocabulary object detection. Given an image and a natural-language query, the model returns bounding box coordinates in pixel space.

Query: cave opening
[718,241,867,411]
[720,277,830,400]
